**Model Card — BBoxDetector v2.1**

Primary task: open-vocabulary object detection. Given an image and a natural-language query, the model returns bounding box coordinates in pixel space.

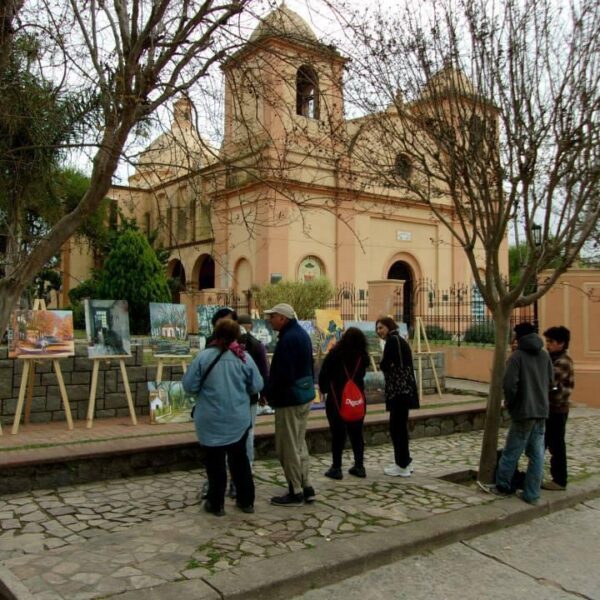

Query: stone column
[367,279,404,321]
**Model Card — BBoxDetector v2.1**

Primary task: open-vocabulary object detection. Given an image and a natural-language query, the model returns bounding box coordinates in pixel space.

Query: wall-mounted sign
[270,273,283,284]
[396,231,412,242]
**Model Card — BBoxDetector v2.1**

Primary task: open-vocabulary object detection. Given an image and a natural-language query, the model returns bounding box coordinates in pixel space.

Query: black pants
[325,401,364,468]
[545,411,568,487]
[389,404,411,468]
[202,430,254,510]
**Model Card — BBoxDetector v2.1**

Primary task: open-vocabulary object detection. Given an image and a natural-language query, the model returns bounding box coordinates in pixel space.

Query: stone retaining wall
[0,345,446,427]
[0,345,185,427]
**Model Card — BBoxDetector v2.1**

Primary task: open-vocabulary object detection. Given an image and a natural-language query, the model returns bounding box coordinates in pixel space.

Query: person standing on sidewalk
[377,316,419,478]
[263,303,316,507]
[542,326,574,491]
[485,322,553,505]
[319,327,369,480]
[182,319,263,516]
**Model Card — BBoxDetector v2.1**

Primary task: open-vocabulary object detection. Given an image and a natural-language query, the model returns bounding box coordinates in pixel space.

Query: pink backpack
[331,359,366,422]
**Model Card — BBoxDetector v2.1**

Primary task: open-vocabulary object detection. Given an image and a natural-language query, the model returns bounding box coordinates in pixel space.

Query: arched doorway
[198,255,215,290]
[387,260,414,327]
[167,259,186,303]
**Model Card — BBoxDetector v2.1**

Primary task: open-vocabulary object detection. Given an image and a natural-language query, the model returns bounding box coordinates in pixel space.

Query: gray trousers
[275,403,312,495]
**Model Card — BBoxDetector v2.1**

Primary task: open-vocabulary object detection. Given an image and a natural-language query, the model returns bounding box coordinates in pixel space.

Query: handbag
[384,336,419,409]
[291,374,316,404]
[190,349,226,418]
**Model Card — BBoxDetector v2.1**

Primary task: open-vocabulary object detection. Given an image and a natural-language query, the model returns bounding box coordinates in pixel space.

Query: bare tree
[333,0,600,481]
[0,0,254,335]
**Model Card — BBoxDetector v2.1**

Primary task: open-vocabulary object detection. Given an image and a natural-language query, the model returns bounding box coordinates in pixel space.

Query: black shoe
[228,481,237,499]
[201,480,209,500]
[303,486,316,503]
[325,466,343,480]
[270,492,304,507]
[348,465,366,478]
[236,502,255,514]
[204,500,225,517]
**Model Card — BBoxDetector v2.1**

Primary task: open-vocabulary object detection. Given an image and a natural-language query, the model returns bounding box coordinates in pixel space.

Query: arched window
[394,153,413,180]
[296,66,319,119]
[298,255,324,282]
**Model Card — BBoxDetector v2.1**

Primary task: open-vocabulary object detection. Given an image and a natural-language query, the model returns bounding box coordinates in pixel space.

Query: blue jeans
[496,418,545,503]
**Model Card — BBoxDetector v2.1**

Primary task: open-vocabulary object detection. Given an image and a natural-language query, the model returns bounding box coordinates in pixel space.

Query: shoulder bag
[384,336,419,409]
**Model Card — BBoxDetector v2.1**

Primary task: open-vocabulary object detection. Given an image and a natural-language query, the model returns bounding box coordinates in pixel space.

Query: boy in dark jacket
[542,326,574,490]
[482,322,553,505]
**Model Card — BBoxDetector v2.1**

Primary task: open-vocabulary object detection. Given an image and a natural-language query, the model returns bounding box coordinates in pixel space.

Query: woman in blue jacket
[182,319,263,516]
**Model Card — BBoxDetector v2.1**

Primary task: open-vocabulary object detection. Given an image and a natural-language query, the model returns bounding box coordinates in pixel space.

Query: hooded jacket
[503,333,553,421]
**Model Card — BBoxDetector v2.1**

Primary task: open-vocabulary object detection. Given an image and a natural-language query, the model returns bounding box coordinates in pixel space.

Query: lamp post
[532,223,542,329]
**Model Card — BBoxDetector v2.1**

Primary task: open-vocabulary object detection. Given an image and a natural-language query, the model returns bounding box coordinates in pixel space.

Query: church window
[394,153,413,180]
[298,255,324,282]
[296,66,319,119]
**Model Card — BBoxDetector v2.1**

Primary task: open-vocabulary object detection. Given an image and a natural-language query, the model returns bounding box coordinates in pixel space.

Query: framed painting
[8,310,75,358]
[147,381,195,424]
[84,299,131,358]
[196,305,222,338]
[315,309,343,354]
[149,302,190,355]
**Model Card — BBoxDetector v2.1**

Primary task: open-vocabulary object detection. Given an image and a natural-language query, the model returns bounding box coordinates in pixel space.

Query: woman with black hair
[318,327,370,479]
[376,316,418,477]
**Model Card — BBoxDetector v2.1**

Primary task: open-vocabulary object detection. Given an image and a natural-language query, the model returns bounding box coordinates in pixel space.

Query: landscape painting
[315,309,343,354]
[8,310,75,358]
[344,320,382,355]
[149,302,190,355]
[196,305,222,338]
[84,299,131,358]
[148,381,195,424]
[251,318,277,353]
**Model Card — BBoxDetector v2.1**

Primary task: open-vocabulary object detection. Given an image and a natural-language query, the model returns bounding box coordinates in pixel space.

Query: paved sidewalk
[0,408,599,600]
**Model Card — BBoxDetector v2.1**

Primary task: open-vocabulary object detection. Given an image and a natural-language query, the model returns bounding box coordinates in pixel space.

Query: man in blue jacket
[482,322,553,505]
[264,303,316,507]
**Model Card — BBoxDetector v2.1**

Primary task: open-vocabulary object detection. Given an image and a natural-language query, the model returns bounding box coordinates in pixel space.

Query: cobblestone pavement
[1,411,599,600]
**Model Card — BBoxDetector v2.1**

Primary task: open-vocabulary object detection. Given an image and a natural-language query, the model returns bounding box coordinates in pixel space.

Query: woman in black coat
[376,316,418,477]
[318,327,370,479]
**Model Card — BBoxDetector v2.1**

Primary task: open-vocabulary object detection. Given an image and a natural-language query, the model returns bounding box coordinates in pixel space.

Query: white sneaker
[384,464,412,477]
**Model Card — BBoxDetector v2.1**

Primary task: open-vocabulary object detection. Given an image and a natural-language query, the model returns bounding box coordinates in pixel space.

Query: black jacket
[264,319,314,408]
[503,333,553,421]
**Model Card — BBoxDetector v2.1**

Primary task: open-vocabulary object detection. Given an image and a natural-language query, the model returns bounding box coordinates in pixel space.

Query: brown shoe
[542,480,566,491]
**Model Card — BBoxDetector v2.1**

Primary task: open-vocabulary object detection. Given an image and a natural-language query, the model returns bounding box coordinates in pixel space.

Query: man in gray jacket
[492,322,554,504]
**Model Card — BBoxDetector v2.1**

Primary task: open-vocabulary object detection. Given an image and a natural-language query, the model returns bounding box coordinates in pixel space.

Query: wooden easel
[155,355,190,383]
[86,355,137,428]
[413,317,443,400]
[11,299,74,435]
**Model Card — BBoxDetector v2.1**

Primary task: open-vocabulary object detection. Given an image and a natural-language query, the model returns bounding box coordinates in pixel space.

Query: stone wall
[0,344,185,427]
[0,345,446,427]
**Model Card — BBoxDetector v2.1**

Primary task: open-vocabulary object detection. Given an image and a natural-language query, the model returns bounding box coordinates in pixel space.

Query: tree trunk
[0,276,21,339]
[477,308,511,483]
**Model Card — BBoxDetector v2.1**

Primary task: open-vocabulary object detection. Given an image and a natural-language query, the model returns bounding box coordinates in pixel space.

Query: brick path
[0,408,598,599]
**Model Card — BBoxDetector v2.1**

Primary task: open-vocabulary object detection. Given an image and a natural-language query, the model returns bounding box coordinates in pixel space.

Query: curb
[106,474,600,600]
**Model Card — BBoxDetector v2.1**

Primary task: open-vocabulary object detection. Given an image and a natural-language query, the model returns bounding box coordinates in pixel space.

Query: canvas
[251,318,277,353]
[149,302,190,355]
[315,309,343,354]
[8,310,75,358]
[196,305,222,338]
[344,320,383,355]
[84,299,132,358]
[147,381,195,424]
[298,320,320,354]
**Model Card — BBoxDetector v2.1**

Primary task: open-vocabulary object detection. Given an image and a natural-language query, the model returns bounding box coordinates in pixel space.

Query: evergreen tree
[96,229,170,334]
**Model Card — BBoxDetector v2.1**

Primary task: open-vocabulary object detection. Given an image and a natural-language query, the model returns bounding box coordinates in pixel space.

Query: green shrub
[463,320,496,344]
[424,324,452,341]
[95,229,171,334]
[254,277,334,319]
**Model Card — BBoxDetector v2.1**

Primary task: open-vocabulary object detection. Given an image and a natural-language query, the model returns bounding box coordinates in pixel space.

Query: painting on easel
[315,309,343,354]
[8,310,75,358]
[84,299,131,358]
[149,302,190,355]
[147,381,195,423]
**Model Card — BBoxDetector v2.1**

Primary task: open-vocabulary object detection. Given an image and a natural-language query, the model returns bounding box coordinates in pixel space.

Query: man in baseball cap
[263,303,315,507]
